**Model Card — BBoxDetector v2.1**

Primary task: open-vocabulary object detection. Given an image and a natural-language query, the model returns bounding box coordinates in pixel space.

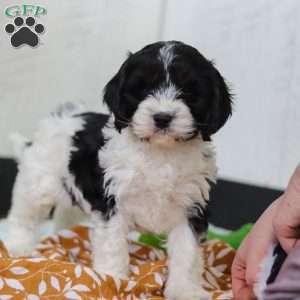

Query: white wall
[0,0,163,155]
[163,0,300,189]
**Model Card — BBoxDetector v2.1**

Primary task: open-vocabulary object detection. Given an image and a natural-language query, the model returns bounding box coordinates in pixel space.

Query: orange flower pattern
[0,226,234,299]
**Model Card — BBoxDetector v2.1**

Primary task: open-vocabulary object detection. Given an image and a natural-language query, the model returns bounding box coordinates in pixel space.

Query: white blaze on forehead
[159,43,176,82]
[159,43,175,68]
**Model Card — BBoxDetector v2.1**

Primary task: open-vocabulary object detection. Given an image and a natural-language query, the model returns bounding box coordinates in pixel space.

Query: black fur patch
[67,113,116,220]
[187,203,209,243]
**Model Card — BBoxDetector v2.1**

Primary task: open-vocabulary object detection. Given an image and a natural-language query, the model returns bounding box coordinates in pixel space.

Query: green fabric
[138,232,167,250]
[137,224,253,250]
[207,224,253,249]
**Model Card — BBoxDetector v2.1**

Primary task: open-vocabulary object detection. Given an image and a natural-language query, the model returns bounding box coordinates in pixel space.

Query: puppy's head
[103,41,232,146]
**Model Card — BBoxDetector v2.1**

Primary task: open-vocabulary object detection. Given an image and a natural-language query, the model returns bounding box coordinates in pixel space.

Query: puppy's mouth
[139,128,197,147]
[148,134,176,147]
[154,127,171,135]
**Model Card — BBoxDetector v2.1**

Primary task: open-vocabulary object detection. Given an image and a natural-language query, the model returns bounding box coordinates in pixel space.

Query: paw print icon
[5,16,44,47]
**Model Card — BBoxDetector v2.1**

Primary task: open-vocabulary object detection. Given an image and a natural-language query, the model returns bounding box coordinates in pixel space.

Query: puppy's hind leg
[5,174,59,257]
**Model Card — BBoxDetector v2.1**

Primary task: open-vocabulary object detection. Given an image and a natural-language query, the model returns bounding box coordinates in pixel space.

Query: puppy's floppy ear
[103,70,127,132]
[103,53,134,132]
[203,67,233,138]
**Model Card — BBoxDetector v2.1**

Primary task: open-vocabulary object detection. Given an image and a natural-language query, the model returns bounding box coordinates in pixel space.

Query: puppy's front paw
[92,261,129,280]
[5,237,35,257]
[165,279,209,300]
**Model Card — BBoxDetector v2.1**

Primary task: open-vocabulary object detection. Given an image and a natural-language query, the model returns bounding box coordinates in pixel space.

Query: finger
[274,196,300,253]
[244,204,277,285]
[277,235,300,253]
[232,234,254,298]
[233,201,278,298]
[234,285,257,300]
[274,203,300,238]
[245,246,269,286]
[286,165,300,198]
[280,166,300,224]
[232,254,247,297]
[244,230,275,285]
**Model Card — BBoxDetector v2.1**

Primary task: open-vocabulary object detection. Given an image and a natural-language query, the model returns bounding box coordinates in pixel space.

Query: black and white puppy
[6,41,232,300]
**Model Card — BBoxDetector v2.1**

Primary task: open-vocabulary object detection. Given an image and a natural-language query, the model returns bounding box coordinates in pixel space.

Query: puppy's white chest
[121,160,187,233]
[99,129,217,233]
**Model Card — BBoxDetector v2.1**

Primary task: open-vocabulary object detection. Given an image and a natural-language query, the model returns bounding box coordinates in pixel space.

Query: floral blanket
[0,226,234,299]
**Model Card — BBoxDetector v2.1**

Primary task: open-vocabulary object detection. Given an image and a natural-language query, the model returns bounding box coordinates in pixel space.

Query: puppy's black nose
[153,113,173,129]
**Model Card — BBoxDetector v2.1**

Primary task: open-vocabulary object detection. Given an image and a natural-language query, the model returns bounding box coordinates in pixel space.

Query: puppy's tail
[51,101,87,118]
[9,132,32,162]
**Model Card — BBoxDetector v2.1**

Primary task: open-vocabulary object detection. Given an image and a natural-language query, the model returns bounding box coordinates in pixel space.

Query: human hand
[231,199,280,300]
[273,165,300,253]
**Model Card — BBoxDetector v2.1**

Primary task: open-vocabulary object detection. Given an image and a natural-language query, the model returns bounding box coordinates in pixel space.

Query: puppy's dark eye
[126,75,147,92]
[123,75,149,104]
[184,79,199,90]
[175,70,192,83]
[182,79,202,97]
